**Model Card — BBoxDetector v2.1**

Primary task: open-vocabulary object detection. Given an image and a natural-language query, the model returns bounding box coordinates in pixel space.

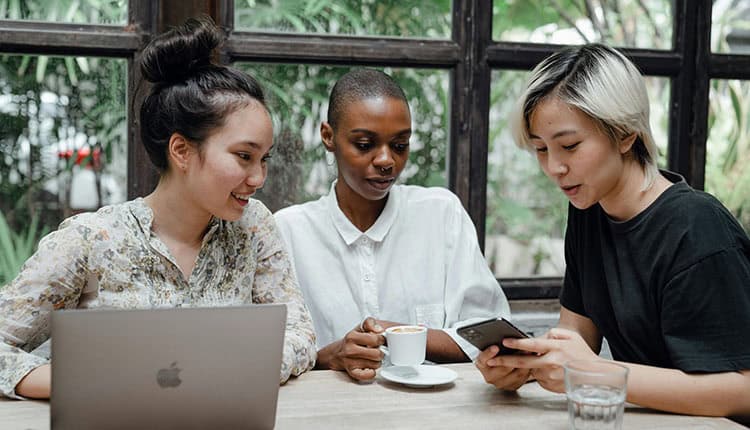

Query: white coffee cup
[384,325,427,366]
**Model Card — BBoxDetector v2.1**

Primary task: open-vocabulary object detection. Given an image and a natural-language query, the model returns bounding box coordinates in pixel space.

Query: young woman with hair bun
[0,17,316,400]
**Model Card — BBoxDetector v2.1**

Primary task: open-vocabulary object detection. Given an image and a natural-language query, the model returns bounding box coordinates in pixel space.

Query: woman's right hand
[474,345,530,391]
[15,363,51,399]
[316,317,386,381]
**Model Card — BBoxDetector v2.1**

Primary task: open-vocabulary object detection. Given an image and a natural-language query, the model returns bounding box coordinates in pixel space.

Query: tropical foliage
[1,0,749,283]
[0,210,46,285]
[0,1,127,226]
[706,0,750,231]
[0,0,127,285]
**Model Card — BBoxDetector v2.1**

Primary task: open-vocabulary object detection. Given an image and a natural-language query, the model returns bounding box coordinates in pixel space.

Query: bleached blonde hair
[510,43,659,191]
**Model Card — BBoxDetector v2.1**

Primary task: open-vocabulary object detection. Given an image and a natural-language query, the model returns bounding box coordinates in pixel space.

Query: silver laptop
[51,304,286,430]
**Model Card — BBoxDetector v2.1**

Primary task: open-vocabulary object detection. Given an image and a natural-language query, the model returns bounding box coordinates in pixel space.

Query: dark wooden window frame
[0,0,736,300]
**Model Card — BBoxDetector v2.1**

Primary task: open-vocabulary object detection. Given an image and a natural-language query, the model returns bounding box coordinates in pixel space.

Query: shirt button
[364,273,373,281]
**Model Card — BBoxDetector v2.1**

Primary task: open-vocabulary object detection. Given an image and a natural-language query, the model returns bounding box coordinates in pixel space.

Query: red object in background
[57,146,102,169]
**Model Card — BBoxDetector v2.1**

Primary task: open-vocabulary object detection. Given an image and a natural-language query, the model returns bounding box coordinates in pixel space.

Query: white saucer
[380,365,458,388]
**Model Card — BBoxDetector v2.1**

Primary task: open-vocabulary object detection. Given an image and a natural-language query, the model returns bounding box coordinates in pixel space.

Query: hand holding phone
[457,318,529,355]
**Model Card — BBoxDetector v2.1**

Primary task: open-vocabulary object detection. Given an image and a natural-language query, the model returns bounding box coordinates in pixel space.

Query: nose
[372,146,394,174]
[245,164,266,189]
[545,151,568,177]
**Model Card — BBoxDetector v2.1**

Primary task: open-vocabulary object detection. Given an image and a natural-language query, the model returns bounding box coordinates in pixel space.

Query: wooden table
[1,363,745,429]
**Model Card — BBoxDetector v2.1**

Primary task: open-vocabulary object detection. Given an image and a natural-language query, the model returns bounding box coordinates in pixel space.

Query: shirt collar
[326,180,400,246]
[129,197,155,235]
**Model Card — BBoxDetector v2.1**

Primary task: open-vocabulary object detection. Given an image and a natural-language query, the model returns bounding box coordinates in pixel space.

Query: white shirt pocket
[414,304,445,328]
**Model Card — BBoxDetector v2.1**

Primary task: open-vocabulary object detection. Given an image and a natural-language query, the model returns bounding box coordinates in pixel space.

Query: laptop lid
[51,304,286,430]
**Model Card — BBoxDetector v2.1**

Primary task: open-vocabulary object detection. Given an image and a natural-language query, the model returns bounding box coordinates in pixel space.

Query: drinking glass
[564,360,629,430]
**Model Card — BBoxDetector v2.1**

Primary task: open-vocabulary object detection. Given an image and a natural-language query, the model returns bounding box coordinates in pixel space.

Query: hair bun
[141,16,224,84]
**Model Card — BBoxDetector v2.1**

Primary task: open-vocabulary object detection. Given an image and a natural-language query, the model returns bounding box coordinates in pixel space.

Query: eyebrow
[237,141,264,150]
[348,128,412,137]
[528,130,579,140]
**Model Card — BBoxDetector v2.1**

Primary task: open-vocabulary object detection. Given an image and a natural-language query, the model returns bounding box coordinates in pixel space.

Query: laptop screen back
[51,305,286,430]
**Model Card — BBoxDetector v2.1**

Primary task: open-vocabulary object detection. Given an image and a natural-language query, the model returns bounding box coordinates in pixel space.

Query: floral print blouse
[0,198,316,398]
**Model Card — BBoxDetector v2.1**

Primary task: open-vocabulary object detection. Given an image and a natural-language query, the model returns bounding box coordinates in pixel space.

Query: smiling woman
[0,16,316,401]
[169,102,273,222]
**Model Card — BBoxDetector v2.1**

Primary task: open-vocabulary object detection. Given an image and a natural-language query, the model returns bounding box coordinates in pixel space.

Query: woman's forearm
[426,329,468,363]
[15,364,51,399]
[622,362,750,416]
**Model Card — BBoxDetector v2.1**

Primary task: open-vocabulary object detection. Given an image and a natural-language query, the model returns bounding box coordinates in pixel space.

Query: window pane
[648,77,670,169]
[0,55,127,283]
[493,0,672,50]
[486,71,670,278]
[234,63,449,212]
[712,0,750,54]
[234,1,451,38]
[706,79,750,231]
[0,0,127,25]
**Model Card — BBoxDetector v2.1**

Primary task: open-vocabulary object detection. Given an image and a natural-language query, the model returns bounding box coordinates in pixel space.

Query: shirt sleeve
[251,207,316,384]
[442,195,511,360]
[660,247,750,373]
[0,218,90,398]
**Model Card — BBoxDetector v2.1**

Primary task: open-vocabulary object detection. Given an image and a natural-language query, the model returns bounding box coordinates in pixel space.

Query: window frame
[0,0,735,299]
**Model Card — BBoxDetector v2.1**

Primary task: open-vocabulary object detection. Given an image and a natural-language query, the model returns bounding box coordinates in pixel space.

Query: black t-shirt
[561,171,750,372]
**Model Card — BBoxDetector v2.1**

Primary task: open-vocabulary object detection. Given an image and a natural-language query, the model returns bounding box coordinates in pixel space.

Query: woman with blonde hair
[476,43,750,418]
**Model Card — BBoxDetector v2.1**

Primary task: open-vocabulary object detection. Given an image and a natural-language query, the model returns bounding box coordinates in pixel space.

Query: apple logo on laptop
[156,361,182,388]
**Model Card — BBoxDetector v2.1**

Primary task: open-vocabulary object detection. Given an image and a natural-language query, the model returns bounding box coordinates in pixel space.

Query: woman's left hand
[486,327,599,393]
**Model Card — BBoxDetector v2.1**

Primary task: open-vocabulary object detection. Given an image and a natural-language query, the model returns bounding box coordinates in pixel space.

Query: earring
[325,152,335,166]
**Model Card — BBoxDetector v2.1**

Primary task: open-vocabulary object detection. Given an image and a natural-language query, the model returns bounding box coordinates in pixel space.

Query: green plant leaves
[0,211,48,286]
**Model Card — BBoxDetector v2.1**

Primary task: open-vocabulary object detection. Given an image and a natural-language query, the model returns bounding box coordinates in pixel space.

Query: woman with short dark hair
[275,69,510,381]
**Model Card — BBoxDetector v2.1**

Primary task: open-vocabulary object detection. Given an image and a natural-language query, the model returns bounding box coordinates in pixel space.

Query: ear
[320,122,335,152]
[619,133,638,154]
[167,133,194,171]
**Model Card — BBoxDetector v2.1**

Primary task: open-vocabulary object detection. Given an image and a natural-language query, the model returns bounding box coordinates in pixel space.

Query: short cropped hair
[511,43,659,190]
[327,69,408,130]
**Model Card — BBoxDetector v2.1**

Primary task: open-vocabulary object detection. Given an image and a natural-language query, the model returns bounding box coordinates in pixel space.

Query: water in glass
[567,384,625,430]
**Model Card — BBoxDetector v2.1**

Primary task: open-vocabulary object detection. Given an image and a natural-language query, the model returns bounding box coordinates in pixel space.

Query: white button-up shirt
[275,183,510,359]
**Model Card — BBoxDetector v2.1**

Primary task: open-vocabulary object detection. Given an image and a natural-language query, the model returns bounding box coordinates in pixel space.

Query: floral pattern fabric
[0,198,316,398]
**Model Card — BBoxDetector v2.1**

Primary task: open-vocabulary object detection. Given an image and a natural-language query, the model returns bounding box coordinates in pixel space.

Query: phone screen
[456,318,529,354]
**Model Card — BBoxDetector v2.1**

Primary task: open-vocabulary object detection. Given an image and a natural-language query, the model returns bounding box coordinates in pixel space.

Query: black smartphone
[456,318,529,355]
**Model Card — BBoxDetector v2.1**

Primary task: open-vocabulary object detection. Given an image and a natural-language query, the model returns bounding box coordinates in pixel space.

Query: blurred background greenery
[1,0,749,284]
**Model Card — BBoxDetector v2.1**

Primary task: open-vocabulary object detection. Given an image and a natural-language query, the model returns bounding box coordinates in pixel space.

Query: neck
[334,180,388,232]
[599,163,670,221]
[144,174,212,247]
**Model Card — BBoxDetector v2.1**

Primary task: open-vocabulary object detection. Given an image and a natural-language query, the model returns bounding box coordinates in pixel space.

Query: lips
[560,184,580,197]
[366,177,395,191]
[231,192,254,207]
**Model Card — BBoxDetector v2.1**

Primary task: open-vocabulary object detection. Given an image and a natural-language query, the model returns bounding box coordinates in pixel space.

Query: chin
[364,190,390,201]
[351,184,387,202]
[213,207,244,222]
[569,199,595,210]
